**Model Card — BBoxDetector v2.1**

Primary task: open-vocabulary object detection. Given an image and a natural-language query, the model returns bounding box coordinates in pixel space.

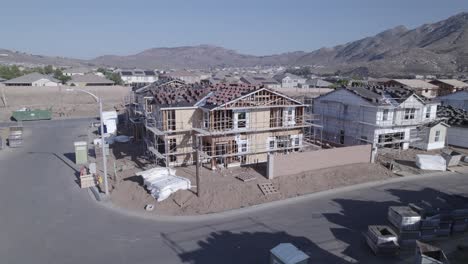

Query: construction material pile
[364,225,399,256]
[415,155,446,171]
[366,195,468,256]
[135,167,191,202]
[415,241,449,264]
[437,105,468,127]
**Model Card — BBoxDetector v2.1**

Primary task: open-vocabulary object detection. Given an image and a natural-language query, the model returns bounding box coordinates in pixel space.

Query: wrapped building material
[415,155,446,171]
[388,206,421,231]
[136,167,190,202]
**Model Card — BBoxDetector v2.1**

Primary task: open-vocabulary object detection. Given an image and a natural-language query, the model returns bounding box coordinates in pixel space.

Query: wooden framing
[214,88,303,109]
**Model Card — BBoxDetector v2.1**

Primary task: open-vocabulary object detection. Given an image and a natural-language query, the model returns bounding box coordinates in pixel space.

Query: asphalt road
[1,119,468,264]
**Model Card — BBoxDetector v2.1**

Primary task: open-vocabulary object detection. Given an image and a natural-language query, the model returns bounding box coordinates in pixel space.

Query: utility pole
[99,98,109,195]
[195,136,201,197]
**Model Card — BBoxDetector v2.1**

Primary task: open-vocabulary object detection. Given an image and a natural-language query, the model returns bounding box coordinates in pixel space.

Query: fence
[267,144,372,178]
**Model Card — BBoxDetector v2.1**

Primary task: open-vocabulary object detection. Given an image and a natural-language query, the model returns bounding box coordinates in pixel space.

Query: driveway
[1,119,467,264]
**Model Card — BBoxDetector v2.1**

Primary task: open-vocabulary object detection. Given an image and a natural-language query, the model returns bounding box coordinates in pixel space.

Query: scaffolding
[315,95,441,153]
[134,87,324,170]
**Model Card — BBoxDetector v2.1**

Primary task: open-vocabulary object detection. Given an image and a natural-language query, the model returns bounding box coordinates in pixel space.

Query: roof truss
[213,88,303,110]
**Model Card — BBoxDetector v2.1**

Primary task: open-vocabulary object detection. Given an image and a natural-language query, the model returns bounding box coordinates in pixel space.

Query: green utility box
[74,141,88,165]
[12,109,52,121]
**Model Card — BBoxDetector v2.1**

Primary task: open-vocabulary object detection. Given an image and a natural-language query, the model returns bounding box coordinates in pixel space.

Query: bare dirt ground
[100,134,396,215]
[0,85,129,121]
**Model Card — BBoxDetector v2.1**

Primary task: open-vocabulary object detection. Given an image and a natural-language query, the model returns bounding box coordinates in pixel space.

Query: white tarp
[136,167,190,202]
[415,155,446,171]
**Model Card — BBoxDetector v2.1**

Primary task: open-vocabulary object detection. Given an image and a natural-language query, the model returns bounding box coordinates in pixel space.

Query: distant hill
[91,45,308,69]
[1,12,467,76]
[294,12,468,76]
[0,49,86,67]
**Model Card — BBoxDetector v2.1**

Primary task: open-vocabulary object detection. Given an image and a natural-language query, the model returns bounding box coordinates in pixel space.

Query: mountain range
[1,12,467,76]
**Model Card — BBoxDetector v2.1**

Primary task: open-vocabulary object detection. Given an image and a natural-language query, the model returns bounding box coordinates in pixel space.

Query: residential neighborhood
[1,2,468,264]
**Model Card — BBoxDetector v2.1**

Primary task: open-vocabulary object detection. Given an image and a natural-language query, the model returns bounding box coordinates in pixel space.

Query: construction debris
[236,174,257,182]
[441,149,463,167]
[258,182,279,195]
[145,204,154,211]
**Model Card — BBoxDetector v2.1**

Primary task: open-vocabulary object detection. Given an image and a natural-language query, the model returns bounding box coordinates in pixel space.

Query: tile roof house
[67,74,114,87]
[429,79,468,96]
[384,79,439,98]
[313,86,445,150]
[3,72,60,87]
[240,76,281,89]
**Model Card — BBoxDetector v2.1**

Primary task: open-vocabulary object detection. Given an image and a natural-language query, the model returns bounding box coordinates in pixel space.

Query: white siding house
[118,69,158,87]
[313,87,443,150]
[3,72,60,87]
[273,73,306,89]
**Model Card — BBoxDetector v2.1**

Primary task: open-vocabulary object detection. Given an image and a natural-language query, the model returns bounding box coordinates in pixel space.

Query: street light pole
[99,98,109,195]
[66,88,109,195]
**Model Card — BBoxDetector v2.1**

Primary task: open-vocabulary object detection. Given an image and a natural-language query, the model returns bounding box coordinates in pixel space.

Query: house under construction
[313,85,448,151]
[125,80,322,170]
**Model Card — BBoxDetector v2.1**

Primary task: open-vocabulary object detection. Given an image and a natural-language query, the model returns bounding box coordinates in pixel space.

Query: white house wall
[32,79,59,87]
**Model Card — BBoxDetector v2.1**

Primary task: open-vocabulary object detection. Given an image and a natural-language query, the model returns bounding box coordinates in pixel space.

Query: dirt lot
[0,85,130,121]
[111,163,395,216]
[94,134,396,216]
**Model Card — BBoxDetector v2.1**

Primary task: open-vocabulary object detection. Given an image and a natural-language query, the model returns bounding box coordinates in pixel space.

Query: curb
[91,170,467,223]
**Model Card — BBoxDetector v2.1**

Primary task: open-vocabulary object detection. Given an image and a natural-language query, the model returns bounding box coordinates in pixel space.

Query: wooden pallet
[258,182,279,195]
[80,174,97,188]
[236,174,257,182]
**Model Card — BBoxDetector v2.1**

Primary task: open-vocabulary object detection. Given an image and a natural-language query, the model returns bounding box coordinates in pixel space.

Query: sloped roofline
[211,87,304,110]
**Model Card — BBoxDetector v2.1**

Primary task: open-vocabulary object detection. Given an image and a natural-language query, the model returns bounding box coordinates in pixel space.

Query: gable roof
[431,79,468,88]
[68,74,114,84]
[207,87,302,110]
[389,79,438,89]
[135,77,186,94]
[240,76,280,86]
[273,72,304,82]
[319,86,428,106]
[4,72,59,84]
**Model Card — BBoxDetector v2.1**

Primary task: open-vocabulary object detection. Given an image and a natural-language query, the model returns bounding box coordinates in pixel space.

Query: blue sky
[1,0,467,59]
